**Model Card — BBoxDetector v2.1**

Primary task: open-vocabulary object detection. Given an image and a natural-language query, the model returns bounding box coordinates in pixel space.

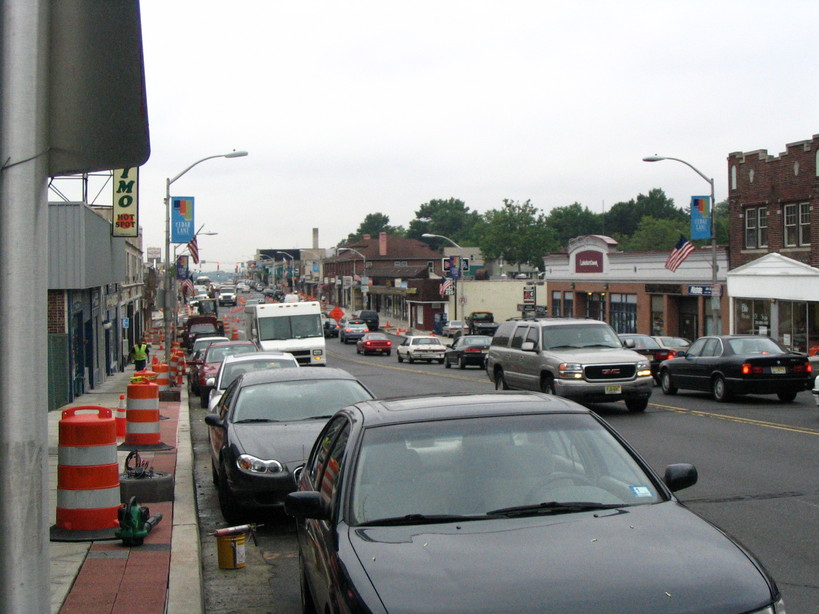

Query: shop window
[650,295,664,335]
[551,291,561,317]
[734,298,770,336]
[563,292,573,318]
[778,300,808,353]
[609,293,636,334]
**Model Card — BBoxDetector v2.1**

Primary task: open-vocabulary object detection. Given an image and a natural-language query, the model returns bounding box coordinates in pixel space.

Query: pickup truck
[181,315,225,350]
[465,311,499,336]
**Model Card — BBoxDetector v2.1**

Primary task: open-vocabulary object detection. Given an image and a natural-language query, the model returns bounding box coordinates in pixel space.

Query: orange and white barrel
[115,393,126,437]
[56,406,120,532]
[124,381,161,446]
[154,362,170,392]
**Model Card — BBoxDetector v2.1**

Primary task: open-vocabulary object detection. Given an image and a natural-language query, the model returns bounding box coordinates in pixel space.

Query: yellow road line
[650,401,819,436]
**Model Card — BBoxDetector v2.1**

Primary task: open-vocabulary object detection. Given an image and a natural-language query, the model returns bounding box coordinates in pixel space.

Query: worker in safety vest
[131,342,150,371]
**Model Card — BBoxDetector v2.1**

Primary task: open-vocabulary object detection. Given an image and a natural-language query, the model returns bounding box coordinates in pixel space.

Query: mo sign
[112,168,139,237]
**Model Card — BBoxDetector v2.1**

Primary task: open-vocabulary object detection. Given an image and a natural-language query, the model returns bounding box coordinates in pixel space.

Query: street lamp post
[642,155,719,335]
[422,233,463,321]
[338,247,367,309]
[164,150,247,364]
[275,251,294,294]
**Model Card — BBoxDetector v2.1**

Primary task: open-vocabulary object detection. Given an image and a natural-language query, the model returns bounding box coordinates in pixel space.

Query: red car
[189,340,258,407]
[356,332,392,356]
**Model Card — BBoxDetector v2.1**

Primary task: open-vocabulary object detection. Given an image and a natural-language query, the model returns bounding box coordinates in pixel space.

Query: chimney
[312,228,319,249]
[379,231,387,256]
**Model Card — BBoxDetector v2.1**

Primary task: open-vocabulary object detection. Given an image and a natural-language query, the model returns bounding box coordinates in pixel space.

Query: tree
[407,198,484,247]
[478,199,559,270]
[602,188,685,237]
[544,202,603,247]
[345,213,404,243]
[617,216,690,251]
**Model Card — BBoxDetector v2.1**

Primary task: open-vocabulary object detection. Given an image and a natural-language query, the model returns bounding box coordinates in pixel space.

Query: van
[353,310,379,331]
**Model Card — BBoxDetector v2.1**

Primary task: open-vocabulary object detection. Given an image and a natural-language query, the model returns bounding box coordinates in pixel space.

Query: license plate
[771,366,786,374]
[605,384,622,395]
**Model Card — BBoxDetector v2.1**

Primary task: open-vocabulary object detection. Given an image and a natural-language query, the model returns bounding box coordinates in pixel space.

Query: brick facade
[727,134,819,269]
[48,290,67,334]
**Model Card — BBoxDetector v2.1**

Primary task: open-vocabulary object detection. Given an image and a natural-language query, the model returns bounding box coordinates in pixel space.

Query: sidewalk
[48,366,201,614]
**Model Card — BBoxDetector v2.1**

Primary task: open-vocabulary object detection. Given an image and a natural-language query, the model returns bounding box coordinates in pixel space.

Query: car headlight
[750,597,786,613]
[558,362,584,379]
[637,361,652,377]
[236,454,283,475]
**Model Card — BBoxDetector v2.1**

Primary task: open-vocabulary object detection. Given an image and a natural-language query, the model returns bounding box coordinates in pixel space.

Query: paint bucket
[216,532,246,569]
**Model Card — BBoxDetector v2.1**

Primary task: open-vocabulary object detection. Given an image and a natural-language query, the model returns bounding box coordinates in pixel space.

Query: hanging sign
[171,196,195,243]
[112,167,139,237]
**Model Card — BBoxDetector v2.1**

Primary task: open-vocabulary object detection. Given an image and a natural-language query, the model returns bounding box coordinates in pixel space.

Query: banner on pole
[171,196,195,243]
[690,195,711,240]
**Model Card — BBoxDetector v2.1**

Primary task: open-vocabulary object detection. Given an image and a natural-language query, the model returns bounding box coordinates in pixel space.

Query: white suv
[218,287,237,306]
[486,318,653,412]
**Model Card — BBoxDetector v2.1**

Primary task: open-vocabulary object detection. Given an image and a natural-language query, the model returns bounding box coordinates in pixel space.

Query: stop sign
[329,306,344,322]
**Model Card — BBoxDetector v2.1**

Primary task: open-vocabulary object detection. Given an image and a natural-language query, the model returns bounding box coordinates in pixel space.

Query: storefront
[728,253,819,353]
[542,235,728,339]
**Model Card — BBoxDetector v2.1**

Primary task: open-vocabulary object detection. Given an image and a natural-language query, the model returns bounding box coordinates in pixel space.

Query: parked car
[339,320,369,344]
[356,332,392,356]
[486,318,653,412]
[191,340,258,407]
[618,333,679,383]
[285,392,785,614]
[658,334,813,402]
[206,351,299,413]
[652,335,692,352]
[465,310,499,335]
[321,316,340,338]
[441,319,469,337]
[813,374,819,409]
[189,335,229,359]
[444,334,492,369]
[205,368,374,523]
[353,309,379,331]
[396,335,446,364]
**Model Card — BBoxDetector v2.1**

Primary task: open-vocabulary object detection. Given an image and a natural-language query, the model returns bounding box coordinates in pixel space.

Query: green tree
[617,216,689,251]
[407,198,484,247]
[602,188,685,237]
[345,213,404,243]
[478,199,559,270]
[544,202,603,247]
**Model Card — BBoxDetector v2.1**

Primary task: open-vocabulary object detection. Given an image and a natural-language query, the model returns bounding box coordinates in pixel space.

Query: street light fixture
[164,150,248,364]
[275,251,294,293]
[642,155,719,335]
[422,233,463,320]
[338,247,367,310]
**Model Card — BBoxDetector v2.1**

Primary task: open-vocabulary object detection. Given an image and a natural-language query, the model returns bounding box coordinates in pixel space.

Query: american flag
[187,236,199,264]
[665,235,695,272]
[181,278,194,297]
[439,278,453,296]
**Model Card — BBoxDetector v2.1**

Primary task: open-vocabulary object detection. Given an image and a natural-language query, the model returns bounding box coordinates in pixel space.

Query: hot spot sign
[112,168,138,237]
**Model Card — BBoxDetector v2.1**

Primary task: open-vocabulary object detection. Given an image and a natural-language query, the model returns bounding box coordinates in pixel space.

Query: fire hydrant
[115,496,163,546]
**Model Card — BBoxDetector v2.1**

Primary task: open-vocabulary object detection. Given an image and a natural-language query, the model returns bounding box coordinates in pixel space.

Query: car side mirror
[521,341,536,352]
[664,463,697,492]
[204,414,225,428]
[205,377,215,387]
[284,491,330,520]
[623,338,635,348]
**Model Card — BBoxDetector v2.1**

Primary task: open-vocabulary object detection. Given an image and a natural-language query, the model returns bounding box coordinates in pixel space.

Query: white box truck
[244,301,326,366]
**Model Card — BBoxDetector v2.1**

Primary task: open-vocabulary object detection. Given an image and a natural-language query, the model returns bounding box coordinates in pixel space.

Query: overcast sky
[114,1,819,268]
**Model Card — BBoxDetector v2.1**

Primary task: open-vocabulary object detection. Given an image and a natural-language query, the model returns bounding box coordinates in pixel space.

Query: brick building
[726,134,819,352]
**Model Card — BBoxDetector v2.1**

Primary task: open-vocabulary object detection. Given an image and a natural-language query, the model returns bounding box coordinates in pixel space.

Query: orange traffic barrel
[123,382,161,447]
[115,393,126,437]
[155,362,170,392]
[53,406,120,537]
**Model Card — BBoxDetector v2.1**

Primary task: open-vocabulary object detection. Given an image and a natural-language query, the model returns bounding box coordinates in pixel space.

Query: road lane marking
[650,401,819,436]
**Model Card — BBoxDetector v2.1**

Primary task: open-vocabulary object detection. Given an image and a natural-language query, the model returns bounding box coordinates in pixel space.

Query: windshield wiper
[548,344,580,350]
[358,513,484,527]
[487,501,623,517]
[302,414,335,420]
[233,418,280,424]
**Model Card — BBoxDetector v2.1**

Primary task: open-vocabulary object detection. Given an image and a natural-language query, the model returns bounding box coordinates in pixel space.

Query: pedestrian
[131,341,150,371]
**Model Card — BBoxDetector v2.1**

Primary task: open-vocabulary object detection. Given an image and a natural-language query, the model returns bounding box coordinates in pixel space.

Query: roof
[346,392,588,427]
[237,366,361,386]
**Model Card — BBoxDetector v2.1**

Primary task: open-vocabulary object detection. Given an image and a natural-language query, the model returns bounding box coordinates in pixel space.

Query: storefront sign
[112,168,138,237]
[575,250,603,273]
[645,284,682,294]
[688,284,723,297]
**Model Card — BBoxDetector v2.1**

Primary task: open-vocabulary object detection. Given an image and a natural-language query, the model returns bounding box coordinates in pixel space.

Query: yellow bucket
[216,532,246,569]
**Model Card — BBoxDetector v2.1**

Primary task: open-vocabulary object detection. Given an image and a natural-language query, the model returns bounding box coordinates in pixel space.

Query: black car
[353,309,379,331]
[286,392,785,614]
[204,368,374,523]
[443,334,492,369]
[659,334,813,402]
[619,333,679,383]
[321,316,340,338]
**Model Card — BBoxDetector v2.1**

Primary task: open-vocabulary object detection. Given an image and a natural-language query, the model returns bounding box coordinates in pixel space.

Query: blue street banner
[176,255,189,280]
[448,255,462,280]
[171,196,195,243]
[690,195,711,240]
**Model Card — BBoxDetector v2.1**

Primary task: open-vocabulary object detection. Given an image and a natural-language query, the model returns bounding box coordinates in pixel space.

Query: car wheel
[660,370,677,395]
[356,346,360,354]
[299,553,318,614]
[445,356,451,368]
[408,356,414,364]
[211,461,218,485]
[397,353,403,363]
[217,459,243,525]
[712,375,730,402]
[540,376,556,395]
[438,359,444,364]
[386,350,391,356]
[458,356,466,370]
[199,388,210,409]
[777,391,797,402]
[625,398,648,412]
[494,369,509,390]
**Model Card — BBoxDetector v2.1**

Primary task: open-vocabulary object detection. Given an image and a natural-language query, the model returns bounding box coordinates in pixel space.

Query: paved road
[192,326,819,612]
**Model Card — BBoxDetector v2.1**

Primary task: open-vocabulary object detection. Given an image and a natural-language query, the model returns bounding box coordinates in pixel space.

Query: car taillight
[658,350,676,360]
[793,363,811,373]
[465,348,482,353]
[741,363,764,375]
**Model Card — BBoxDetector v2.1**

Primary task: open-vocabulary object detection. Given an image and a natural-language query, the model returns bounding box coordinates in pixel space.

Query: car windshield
[206,345,257,363]
[350,413,662,525]
[219,358,298,390]
[463,336,492,346]
[259,314,323,340]
[364,333,388,341]
[727,337,785,355]
[231,379,372,423]
[412,338,441,346]
[542,324,621,349]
